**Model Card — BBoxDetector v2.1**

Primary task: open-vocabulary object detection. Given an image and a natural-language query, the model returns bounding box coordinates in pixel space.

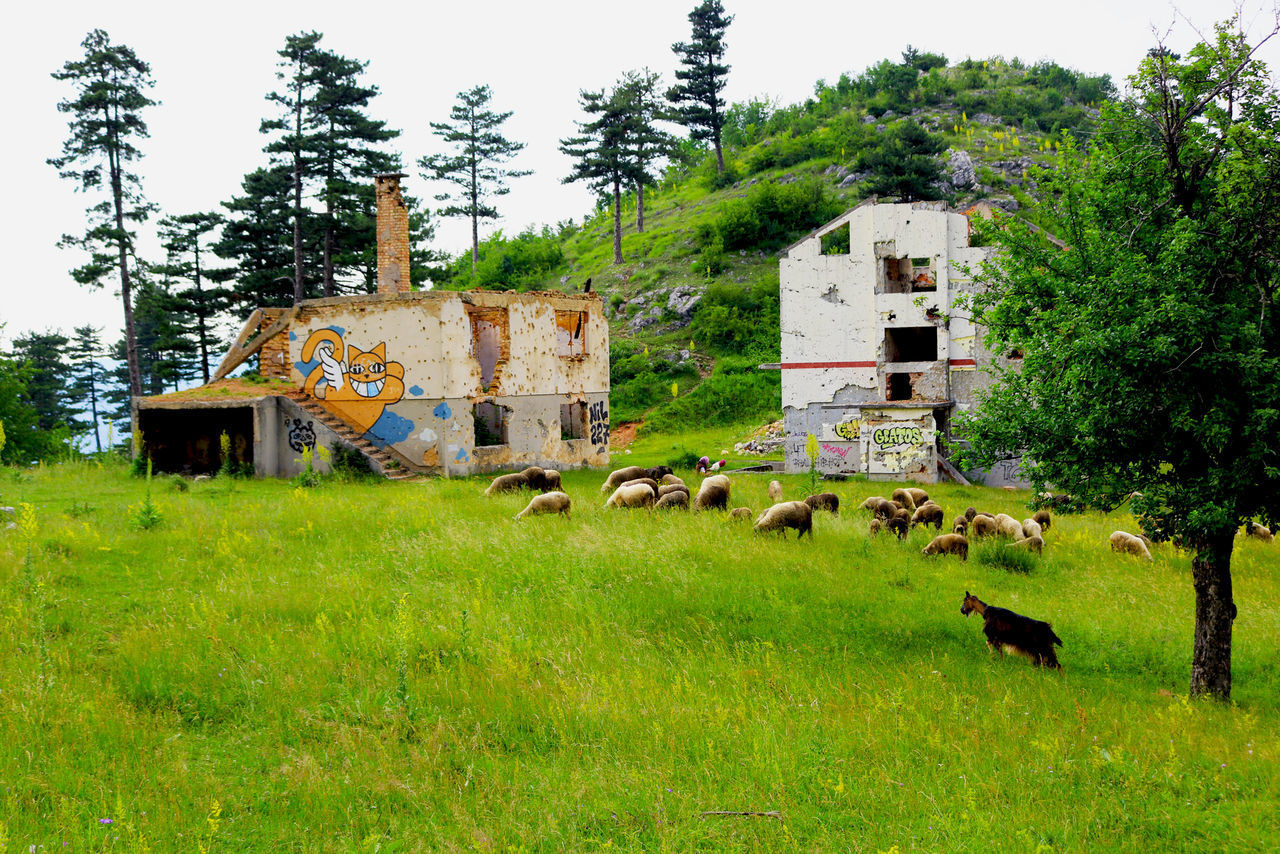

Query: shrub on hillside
[644,357,780,434]
[689,276,780,359]
[698,179,841,253]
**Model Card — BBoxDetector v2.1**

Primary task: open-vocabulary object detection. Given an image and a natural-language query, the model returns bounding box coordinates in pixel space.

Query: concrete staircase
[285,391,424,482]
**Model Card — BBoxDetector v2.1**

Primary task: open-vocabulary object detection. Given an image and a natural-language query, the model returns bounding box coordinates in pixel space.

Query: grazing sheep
[872,498,899,520]
[1110,531,1153,562]
[886,515,909,540]
[514,491,571,520]
[1246,521,1273,542]
[753,501,813,538]
[542,470,562,491]
[965,506,978,523]
[654,490,689,510]
[971,515,998,538]
[1021,518,1043,540]
[729,507,753,521]
[660,473,686,486]
[694,474,731,511]
[922,533,969,560]
[861,496,889,511]
[891,488,917,512]
[961,592,1063,669]
[768,480,783,502]
[621,477,661,494]
[993,513,1024,539]
[644,465,675,482]
[520,466,554,492]
[1032,509,1051,530]
[485,472,530,495]
[605,483,656,509]
[658,483,689,498]
[869,518,884,536]
[952,516,969,536]
[911,502,945,530]
[905,488,930,506]
[804,492,839,514]
[601,466,647,492]
[1009,535,1044,554]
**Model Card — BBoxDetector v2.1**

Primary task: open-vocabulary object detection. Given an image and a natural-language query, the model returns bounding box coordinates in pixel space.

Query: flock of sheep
[484,464,1276,560]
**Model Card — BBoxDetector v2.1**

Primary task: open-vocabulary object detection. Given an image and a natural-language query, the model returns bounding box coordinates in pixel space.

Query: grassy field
[2,455,1278,852]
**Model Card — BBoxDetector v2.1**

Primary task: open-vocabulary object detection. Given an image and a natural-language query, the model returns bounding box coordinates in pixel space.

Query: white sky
[1,0,1275,348]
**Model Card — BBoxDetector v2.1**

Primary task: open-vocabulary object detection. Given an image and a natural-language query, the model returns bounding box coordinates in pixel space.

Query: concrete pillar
[375,173,411,295]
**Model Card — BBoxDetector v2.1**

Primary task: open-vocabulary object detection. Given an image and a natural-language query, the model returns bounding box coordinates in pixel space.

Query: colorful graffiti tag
[872,426,924,447]
[298,328,406,434]
[832,419,860,440]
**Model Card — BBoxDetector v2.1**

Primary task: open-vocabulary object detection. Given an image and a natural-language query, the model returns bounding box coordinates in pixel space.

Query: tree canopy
[956,17,1280,700]
[668,0,733,173]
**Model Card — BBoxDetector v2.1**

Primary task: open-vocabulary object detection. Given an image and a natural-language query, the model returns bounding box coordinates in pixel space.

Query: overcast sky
[2,0,1275,348]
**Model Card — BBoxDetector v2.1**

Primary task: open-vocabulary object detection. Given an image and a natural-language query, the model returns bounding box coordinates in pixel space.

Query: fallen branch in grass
[699,810,782,820]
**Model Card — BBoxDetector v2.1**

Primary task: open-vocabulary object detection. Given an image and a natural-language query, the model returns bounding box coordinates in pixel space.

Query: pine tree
[420,85,531,271]
[49,29,157,397]
[215,164,302,316]
[11,332,76,438]
[561,82,647,265]
[67,325,108,452]
[618,69,677,232]
[668,0,733,173]
[156,212,232,383]
[861,119,948,201]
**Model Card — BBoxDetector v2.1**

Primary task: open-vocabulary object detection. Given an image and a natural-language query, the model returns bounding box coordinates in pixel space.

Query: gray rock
[861,114,876,124]
[666,285,703,320]
[948,149,977,188]
[628,305,663,332]
[971,112,999,126]
[838,171,869,189]
[989,197,1021,212]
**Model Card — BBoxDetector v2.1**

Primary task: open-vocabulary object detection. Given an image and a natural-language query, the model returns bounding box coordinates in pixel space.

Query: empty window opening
[556,310,588,357]
[473,401,509,448]
[884,326,937,362]
[887,373,914,401]
[820,222,850,256]
[468,307,509,392]
[880,257,912,293]
[910,257,936,290]
[560,402,587,440]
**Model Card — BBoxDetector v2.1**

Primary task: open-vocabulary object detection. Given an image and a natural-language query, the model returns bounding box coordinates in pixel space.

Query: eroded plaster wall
[285,291,609,474]
[780,203,992,482]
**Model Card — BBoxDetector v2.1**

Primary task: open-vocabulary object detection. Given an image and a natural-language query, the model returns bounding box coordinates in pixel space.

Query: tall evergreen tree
[156,212,231,383]
[420,85,531,271]
[861,119,948,201]
[668,0,733,173]
[11,331,76,437]
[561,83,647,265]
[216,165,302,316]
[49,29,157,397]
[68,325,107,452]
[619,69,677,232]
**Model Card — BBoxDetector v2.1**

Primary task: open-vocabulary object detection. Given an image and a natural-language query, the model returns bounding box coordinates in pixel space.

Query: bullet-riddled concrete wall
[286,290,610,475]
[779,202,992,482]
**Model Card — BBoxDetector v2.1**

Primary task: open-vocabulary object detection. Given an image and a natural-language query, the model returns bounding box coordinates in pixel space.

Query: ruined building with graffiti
[135,174,610,479]
[778,199,1022,485]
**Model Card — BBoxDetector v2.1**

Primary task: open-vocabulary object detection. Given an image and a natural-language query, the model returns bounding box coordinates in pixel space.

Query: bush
[701,179,841,253]
[974,541,1037,574]
[643,357,780,434]
[688,274,780,359]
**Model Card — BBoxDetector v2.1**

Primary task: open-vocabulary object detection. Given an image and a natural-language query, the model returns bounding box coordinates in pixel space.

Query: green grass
[2,460,1278,851]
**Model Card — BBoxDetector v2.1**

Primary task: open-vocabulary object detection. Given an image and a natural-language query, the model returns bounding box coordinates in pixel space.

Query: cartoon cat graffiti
[300,328,405,434]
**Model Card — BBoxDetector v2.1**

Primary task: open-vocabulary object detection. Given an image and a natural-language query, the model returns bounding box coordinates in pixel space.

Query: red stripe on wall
[948,359,977,367]
[779,361,877,370]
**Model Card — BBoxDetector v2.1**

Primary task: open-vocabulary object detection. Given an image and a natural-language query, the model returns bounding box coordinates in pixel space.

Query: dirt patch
[610,421,642,448]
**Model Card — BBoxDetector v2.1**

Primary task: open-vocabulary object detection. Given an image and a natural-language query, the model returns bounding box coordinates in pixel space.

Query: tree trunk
[109,140,141,397]
[292,73,305,304]
[323,193,335,298]
[714,135,724,174]
[612,179,623,265]
[637,183,645,233]
[1190,531,1236,700]
[470,157,480,273]
[194,240,210,384]
[88,363,102,453]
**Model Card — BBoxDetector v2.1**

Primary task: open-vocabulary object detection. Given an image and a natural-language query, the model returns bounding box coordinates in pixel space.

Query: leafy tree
[618,69,677,232]
[49,29,157,397]
[156,213,232,383]
[561,82,646,265]
[902,46,948,73]
[420,85,531,271]
[68,325,108,452]
[0,347,46,465]
[668,0,733,173]
[956,18,1280,700]
[11,331,76,435]
[860,119,948,200]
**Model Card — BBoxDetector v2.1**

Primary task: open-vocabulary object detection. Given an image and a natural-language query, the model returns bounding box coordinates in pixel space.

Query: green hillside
[434,54,1112,437]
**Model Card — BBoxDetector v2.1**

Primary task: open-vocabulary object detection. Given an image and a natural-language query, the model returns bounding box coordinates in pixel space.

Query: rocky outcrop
[948,149,977,188]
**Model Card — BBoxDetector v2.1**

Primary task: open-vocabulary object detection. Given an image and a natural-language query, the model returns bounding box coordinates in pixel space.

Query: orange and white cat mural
[299,328,405,434]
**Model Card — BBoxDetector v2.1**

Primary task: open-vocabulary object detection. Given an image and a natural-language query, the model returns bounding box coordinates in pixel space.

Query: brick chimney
[375,173,411,294]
